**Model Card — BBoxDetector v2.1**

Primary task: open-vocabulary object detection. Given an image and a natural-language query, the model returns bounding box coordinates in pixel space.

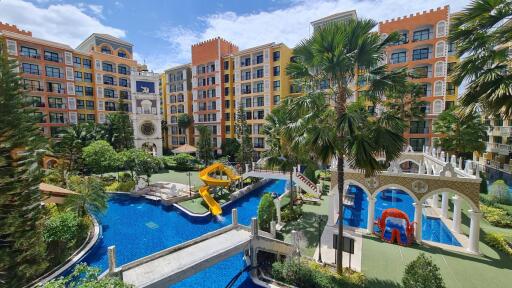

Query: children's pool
[342,185,461,246]
[75,179,288,287]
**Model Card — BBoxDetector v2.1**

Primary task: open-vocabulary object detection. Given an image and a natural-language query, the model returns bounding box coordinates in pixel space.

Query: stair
[294,172,320,196]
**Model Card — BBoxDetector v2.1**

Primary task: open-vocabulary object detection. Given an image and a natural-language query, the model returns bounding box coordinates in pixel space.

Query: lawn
[149,170,203,187]
[362,195,512,288]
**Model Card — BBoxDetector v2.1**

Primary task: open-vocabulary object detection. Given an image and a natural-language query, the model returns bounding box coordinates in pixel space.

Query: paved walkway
[122,228,252,287]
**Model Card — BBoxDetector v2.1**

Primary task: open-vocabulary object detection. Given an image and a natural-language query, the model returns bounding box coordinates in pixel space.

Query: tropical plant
[173,153,196,170]
[101,98,134,151]
[286,19,407,273]
[489,180,512,204]
[258,193,276,232]
[82,140,120,175]
[221,138,240,162]
[53,123,98,172]
[177,113,193,143]
[402,253,446,288]
[119,148,161,186]
[432,107,488,158]
[484,232,512,256]
[235,104,254,169]
[66,176,108,218]
[197,125,213,165]
[380,82,427,124]
[0,37,49,286]
[481,204,512,228]
[43,211,85,264]
[450,0,512,117]
[43,263,131,288]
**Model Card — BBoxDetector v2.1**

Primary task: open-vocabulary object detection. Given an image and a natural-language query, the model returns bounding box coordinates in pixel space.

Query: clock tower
[130,67,162,156]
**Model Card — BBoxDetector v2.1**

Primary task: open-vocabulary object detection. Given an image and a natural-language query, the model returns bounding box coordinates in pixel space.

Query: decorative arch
[433,99,444,114]
[433,81,444,96]
[419,188,479,212]
[436,21,447,37]
[344,179,372,199]
[99,44,113,54]
[177,104,185,113]
[434,61,445,77]
[141,100,152,114]
[116,48,130,58]
[435,41,446,58]
[374,184,420,203]
[398,159,421,167]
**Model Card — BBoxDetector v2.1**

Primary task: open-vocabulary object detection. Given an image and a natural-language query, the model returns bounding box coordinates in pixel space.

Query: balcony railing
[412,32,433,42]
[409,127,430,134]
[46,73,64,79]
[20,53,41,59]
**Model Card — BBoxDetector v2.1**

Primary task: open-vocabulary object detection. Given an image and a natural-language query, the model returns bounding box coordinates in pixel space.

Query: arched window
[434,61,445,77]
[177,93,184,102]
[435,41,446,58]
[177,104,184,113]
[170,95,176,103]
[433,100,444,114]
[170,106,177,114]
[117,49,128,58]
[436,21,447,38]
[100,45,112,54]
[141,100,152,114]
[434,80,444,96]
[170,116,177,123]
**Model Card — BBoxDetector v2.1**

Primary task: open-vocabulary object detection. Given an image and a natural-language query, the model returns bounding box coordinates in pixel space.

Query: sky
[0,0,471,72]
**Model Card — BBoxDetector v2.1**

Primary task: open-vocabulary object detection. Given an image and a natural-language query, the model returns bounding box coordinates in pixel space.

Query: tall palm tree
[177,113,193,144]
[287,19,406,273]
[53,123,95,172]
[65,176,108,218]
[450,0,512,116]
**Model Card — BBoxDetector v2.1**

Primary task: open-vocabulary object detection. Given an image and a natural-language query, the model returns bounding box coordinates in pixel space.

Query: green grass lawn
[362,194,512,288]
[149,170,203,187]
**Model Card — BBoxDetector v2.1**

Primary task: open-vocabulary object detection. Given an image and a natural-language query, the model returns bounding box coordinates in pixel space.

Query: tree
[235,105,254,169]
[450,0,512,117]
[177,113,193,143]
[43,263,131,288]
[0,37,48,286]
[66,176,108,218]
[43,211,84,264]
[402,253,446,288]
[82,140,119,175]
[102,102,134,151]
[489,180,511,204]
[286,19,407,273]
[432,107,488,158]
[221,138,240,162]
[380,82,427,124]
[120,148,161,186]
[53,123,97,172]
[197,125,213,165]
[258,193,277,232]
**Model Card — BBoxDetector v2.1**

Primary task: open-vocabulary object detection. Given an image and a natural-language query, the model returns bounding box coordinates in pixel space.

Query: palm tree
[65,176,108,218]
[53,123,95,172]
[177,113,193,144]
[197,125,213,165]
[286,19,406,273]
[450,0,512,117]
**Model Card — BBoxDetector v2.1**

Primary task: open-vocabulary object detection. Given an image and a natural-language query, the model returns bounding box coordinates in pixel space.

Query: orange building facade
[379,6,458,151]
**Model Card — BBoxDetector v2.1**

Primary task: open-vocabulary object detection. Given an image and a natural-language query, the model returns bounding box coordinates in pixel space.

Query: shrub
[304,165,318,184]
[480,172,488,194]
[484,232,512,256]
[43,263,131,288]
[281,205,303,222]
[105,180,136,192]
[258,193,276,232]
[489,180,511,204]
[402,253,446,288]
[43,211,87,264]
[271,259,365,288]
[173,153,196,171]
[82,140,119,175]
[481,204,512,228]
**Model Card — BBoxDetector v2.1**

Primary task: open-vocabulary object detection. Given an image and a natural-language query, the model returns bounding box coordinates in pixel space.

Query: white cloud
[150,0,470,71]
[0,0,124,47]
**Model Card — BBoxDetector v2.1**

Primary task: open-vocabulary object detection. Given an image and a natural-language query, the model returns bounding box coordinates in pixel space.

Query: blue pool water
[342,185,461,246]
[76,179,288,287]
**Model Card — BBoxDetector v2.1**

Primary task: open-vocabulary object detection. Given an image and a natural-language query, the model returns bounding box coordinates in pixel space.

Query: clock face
[140,121,155,136]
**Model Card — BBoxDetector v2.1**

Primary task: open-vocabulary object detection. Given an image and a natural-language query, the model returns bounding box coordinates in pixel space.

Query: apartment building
[379,6,458,151]
[191,38,238,153]
[230,43,295,157]
[163,64,193,149]
[310,10,357,32]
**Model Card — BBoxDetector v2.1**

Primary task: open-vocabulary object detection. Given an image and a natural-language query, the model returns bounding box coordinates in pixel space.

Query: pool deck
[313,224,364,271]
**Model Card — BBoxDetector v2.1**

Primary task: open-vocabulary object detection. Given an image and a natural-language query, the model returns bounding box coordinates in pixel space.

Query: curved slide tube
[374,208,415,246]
[198,163,241,215]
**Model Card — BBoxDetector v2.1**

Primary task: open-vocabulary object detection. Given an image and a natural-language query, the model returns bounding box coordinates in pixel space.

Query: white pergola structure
[328,146,482,254]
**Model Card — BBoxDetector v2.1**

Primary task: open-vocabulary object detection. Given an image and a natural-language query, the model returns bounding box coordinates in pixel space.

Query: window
[118,65,128,75]
[77,99,85,109]
[85,86,94,96]
[435,41,446,58]
[224,87,230,96]
[273,95,280,105]
[255,82,264,93]
[103,62,114,72]
[391,31,409,45]
[74,71,83,81]
[87,114,95,121]
[101,46,112,54]
[178,104,184,113]
[31,96,42,107]
[75,85,84,96]
[48,97,64,109]
[20,46,38,57]
[414,66,430,78]
[83,59,92,69]
[436,21,447,37]
[22,63,39,75]
[103,75,114,85]
[47,82,63,93]
[495,118,504,126]
[409,138,426,152]
[225,125,231,134]
[224,74,229,82]
[225,100,230,108]
[256,96,264,107]
[433,100,444,113]
[256,69,264,78]
[120,90,129,99]
[118,50,127,58]
[22,79,43,91]
[84,73,93,83]
[448,42,455,55]
[447,62,456,74]
[412,48,430,60]
[256,54,263,64]
[44,51,60,62]
[104,89,115,98]
[290,84,302,93]
[177,94,184,102]
[434,61,445,77]
[273,66,280,76]
[45,66,62,78]
[273,51,280,61]
[434,80,444,96]
[105,102,116,111]
[73,56,81,66]
[419,83,431,96]
[412,29,431,42]
[86,101,94,110]
[446,82,455,95]
[390,51,407,64]
[273,80,280,91]
[224,61,229,70]
[119,78,128,87]
[410,121,428,134]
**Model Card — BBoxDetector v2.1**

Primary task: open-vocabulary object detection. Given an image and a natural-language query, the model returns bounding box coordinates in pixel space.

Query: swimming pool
[76,179,288,287]
[342,185,461,246]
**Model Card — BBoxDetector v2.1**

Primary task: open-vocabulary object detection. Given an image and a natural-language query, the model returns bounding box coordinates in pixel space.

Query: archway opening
[400,160,419,173]
[341,184,369,229]
[142,142,157,156]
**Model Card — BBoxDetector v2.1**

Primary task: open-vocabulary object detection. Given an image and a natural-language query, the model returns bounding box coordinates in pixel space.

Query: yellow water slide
[198,163,241,215]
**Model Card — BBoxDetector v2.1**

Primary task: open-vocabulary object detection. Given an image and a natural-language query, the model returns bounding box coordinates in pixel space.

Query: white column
[432,194,439,209]
[413,202,422,242]
[451,196,461,234]
[108,246,116,274]
[468,210,481,254]
[274,198,282,224]
[367,196,376,234]
[441,192,449,218]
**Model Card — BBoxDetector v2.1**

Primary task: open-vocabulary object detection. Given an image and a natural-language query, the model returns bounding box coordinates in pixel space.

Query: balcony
[47,87,66,94]
[48,103,66,109]
[20,53,41,59]
[103,80,117,86]
[44,55,62,63]
[253,143,265,149]
[486,142,512,155]
[46,73,64,79]
[489,126,512,137]
[242,88,252,95]
[412,31,433,43]
[412,51,432,61]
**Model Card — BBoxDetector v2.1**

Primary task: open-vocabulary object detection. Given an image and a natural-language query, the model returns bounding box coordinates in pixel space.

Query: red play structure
[374,208,415,246]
